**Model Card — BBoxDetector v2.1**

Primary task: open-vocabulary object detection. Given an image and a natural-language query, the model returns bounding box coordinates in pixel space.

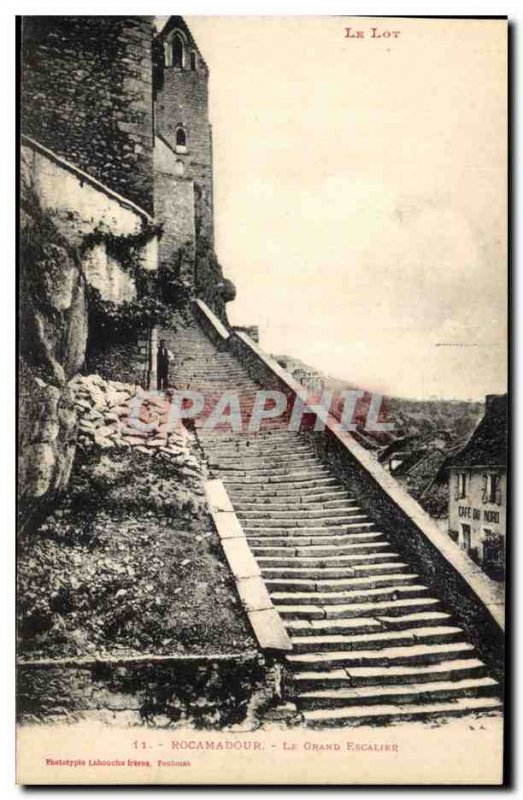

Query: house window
[190,51,197,71]
[456,472,467,499]
[172,32,185,68]
[483,472,502,505]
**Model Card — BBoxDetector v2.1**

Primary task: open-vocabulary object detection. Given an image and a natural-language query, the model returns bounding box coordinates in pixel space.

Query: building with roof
[447,394,508,580]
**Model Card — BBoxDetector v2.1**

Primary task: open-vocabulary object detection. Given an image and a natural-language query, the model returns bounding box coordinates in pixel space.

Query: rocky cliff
[19,142,156,527]
[19,175,87,523]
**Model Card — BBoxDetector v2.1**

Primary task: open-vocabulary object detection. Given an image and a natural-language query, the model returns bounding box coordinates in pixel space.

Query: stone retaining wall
[17,653,275,728]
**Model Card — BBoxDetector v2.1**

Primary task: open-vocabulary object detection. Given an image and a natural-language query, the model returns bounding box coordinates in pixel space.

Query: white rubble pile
[69,374,190,457]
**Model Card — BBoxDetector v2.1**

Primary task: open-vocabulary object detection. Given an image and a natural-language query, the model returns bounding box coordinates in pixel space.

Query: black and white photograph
[15,12,507,785]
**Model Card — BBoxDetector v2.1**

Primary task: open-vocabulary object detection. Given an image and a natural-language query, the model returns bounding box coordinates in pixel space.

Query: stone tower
[153,17,214,283]
[21,16,155,214]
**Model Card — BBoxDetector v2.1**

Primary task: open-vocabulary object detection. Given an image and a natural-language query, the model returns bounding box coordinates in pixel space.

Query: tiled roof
[448,394,508,469]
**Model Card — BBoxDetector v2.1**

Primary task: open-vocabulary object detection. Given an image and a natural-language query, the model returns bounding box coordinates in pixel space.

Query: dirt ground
[17,445,255,660]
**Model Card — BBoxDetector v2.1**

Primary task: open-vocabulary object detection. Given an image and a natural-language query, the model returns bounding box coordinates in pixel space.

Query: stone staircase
[161,316,502,727]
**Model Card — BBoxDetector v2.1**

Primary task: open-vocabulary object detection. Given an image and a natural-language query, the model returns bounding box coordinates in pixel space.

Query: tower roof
[155,16,208,69]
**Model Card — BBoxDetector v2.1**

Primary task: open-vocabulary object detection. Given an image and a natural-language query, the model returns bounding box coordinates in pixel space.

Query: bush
[86,287,187,346]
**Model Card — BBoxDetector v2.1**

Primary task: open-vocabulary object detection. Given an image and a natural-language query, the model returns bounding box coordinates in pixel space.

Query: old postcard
[17,15,507,785]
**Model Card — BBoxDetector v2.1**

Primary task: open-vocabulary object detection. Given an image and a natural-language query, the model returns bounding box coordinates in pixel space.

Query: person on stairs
[157,339,174,390]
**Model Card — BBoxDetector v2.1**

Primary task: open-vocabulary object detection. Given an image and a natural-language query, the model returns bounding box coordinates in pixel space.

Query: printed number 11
[132,740,148,749]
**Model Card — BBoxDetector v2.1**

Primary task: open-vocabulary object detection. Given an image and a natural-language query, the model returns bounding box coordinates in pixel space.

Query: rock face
[19,134,159,525]
[19,181,88,519]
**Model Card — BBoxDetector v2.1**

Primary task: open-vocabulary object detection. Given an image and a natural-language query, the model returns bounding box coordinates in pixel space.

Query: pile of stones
[71,374,188,456]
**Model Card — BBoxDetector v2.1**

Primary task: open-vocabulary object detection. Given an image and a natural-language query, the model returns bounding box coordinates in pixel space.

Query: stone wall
[86,338,151,388]
[154,18,213,247]
[17,655,274,728]
[154,136,196,280]
[21,16,155,214]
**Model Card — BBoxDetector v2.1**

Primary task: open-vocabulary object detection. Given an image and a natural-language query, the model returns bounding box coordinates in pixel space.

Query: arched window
[172,32,185,68]
[190,51,197,71]
[175,159,185,177]
[176,127,186,148]
[164,39,173,67]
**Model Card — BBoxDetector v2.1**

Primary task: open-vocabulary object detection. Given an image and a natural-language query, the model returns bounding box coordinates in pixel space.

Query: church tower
[153,17,214,283]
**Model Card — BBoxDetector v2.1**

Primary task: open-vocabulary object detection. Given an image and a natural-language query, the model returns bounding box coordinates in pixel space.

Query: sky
[171,16,507,401]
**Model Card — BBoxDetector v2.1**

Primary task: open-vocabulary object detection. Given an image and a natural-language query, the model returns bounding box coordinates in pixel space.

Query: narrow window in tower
[176,127,187,153]
[190,51,197,71]
[164,39,173,67]
[172,33,185,68]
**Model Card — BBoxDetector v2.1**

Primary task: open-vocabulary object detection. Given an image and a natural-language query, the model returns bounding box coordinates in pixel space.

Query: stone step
[178,366,250,374]
[276,596,440,620]
[203,435,313,446]
[289,626,463,653]
[237,507,363,520]
[177,363,248,371]
[265,572,418,593]
[251,542,391,558]
[286,611,450,637]
[278,597,440,622]
[200,430,306,444]
[196,421,292,432]
[224,476,339,489]
[204,437,312,447]
[218,466,332,479]
[228,486,347,500]
[296,677,499,711]
[215,456,330,476]
[246,532,383,548]
[241,516,370,529]
[243,521,374,534]
[271,583,430,606]
[205,434,313,444]
[288,659,487,690]
[286,641,477,670]
[209,453,318,467]
[224,463,330,476]
[234,498,352,511]
[301,696,502,727]
[260,562,406,581]
[176,368,234,374]
[206,448,319,461]
[255,551,394,567]
[179,380,255,389]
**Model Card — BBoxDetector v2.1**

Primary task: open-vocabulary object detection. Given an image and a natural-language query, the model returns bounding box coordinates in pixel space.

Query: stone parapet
[206,479,293,654]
